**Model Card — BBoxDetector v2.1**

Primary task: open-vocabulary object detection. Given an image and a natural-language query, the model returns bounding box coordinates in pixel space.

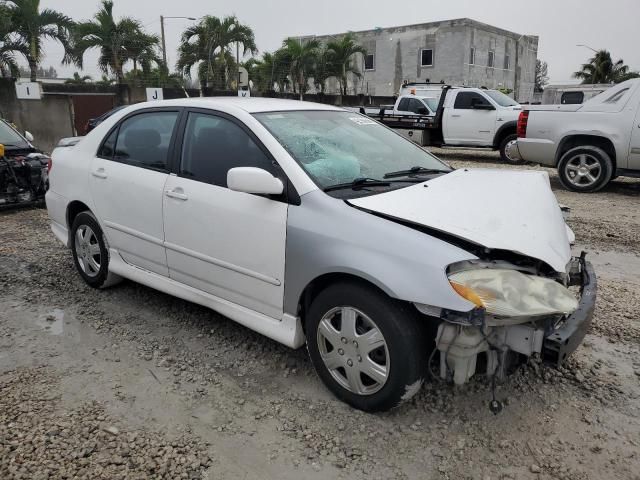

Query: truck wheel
[499,134,523,164]
[557,146,613,193]
[71,211,122,288]
[306,282,426,412]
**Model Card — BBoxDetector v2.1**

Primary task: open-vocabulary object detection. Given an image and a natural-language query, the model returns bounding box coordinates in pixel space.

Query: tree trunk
[29,60,38,82]
[299,71,304,101]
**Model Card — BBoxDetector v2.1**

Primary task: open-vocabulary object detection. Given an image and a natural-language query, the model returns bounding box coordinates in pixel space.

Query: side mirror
[24,131,34,142]
[227,167,284,195]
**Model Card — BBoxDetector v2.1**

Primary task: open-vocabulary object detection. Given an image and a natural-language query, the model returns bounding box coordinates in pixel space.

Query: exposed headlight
[448,269,578,318]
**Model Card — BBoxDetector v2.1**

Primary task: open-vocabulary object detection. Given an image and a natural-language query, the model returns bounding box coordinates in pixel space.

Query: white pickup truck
[357,84,524,163]
[511,79,640,192]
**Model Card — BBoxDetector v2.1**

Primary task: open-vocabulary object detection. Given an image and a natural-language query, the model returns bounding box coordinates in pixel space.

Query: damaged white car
[46,99,596,412]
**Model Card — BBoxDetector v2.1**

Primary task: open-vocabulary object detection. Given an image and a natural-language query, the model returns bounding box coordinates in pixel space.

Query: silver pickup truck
[509,79,640,192]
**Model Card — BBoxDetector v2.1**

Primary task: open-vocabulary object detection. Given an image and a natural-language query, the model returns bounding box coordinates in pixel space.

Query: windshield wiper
[323,177,391,192]
[383,166,451,179]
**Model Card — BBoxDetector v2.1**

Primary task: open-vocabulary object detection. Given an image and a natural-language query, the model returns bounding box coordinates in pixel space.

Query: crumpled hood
[348,169,571,273]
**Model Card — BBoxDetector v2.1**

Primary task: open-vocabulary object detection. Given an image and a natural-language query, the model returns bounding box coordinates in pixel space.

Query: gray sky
[37,0,639,84]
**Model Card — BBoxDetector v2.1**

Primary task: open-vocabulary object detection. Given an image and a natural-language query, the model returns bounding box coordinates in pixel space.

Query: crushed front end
[0,147,50,209]
[420,255,596,386]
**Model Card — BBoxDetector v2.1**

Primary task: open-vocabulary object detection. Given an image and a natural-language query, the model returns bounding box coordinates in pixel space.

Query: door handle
[165,189,188,201]
[451,114,461,118]
[92,168,107,179]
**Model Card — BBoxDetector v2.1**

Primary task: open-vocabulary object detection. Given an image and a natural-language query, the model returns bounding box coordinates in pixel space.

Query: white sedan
[46,98,595,412]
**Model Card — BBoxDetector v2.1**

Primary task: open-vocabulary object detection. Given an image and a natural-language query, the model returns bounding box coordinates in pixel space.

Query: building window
[364,53,375,71]
[504,54,510,70]
[421,49,433,67]
[469,47,475,65]
[488,51,495,68]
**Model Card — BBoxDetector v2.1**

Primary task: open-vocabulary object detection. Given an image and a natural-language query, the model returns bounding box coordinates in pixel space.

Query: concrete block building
[298,18,539,103]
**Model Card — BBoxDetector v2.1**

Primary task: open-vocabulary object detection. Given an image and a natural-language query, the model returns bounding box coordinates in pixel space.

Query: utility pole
[160,15,167,70]
[237,42,240,89]
[160,16,197,71]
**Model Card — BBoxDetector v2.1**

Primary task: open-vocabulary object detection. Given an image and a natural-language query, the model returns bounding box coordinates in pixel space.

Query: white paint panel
[350,169,571,273]
[162,176,288,318]
[89,158,169,276]
[108,250,305,348]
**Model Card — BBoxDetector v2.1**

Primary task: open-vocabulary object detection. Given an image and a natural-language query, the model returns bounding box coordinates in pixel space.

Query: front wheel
[306,282,426,412]
[499,134,523,164]
[557,146,613,193]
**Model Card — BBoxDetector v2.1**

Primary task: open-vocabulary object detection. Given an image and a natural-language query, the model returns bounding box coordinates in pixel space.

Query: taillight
[517,111,529,138]
[47,157,52,174]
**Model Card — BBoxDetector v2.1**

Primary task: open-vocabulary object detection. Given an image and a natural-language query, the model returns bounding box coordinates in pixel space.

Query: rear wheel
[557,146,613,193]
[71,211,121,288]
[306,282,426,412]
[499,134,523,164]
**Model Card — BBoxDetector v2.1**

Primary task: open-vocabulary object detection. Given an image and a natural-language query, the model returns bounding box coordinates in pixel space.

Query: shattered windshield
[254,110,449,192]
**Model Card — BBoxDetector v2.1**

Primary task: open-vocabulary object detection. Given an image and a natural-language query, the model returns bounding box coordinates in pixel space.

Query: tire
[70,211,121,288]
[499,133,523,164]
[557,146,613,193]
[306,281,426,412]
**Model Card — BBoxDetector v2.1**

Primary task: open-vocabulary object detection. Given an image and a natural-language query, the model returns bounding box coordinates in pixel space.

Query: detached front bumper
[542,260,596,366]
[434,257,597,385]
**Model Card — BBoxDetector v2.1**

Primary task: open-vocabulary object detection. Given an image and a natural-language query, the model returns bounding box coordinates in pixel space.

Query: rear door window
[111,111,179,170]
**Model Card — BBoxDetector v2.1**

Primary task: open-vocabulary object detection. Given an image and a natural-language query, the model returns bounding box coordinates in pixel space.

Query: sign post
[237,67,250,98]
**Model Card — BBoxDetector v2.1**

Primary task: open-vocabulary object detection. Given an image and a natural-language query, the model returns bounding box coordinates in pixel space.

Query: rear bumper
[45,190,70,247]
[516,138,557,166]
[542,260,596,366]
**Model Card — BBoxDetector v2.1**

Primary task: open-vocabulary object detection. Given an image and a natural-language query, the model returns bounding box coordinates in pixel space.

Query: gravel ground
[1,150,640,479]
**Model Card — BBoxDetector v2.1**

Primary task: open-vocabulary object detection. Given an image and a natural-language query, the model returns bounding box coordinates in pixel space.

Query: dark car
[84,105,127,134]
[0,119,50,208]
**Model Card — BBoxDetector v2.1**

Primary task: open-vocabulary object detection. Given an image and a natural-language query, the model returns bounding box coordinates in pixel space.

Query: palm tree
[176,15,257,92]
[281,38,320,100]
[72,0,156,83]
[0,7,28,78]
[95,74,115,87]
[312,46,335,94]
[573,50,639,84]
[65,71,92,84]
[243,51,290,93]
[125,31,160,75]
[5,0,74,82]
[326,33,366,96]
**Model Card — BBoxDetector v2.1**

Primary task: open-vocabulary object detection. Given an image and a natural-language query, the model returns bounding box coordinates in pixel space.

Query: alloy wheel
[74,225,101,277]
[564,154,602,187]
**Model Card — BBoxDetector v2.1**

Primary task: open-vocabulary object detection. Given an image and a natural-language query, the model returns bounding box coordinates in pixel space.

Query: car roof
[129,97,344,114]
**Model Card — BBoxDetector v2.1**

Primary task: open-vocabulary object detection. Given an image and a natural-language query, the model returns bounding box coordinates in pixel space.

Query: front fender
[283,191,477,316]
[493,121,517,148]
